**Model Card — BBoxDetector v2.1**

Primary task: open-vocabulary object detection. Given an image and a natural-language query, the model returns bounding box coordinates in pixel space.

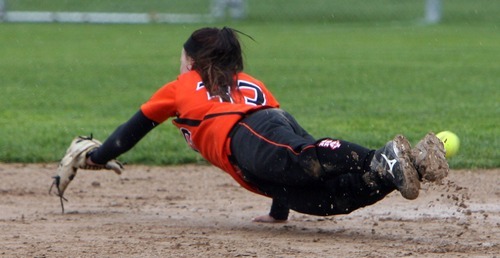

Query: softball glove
[49,135,123,213]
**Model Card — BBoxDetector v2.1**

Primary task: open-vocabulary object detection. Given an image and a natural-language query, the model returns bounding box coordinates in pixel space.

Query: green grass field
[1,1,499,168]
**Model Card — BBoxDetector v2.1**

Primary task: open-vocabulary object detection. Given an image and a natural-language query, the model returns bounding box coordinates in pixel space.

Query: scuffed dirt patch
[0,163,498,257]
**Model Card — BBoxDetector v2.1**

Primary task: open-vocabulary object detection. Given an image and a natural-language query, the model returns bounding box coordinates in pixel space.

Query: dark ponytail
[183,27,245,102]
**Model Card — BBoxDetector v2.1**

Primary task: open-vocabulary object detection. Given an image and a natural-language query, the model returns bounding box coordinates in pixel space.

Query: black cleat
[370,135,420,200]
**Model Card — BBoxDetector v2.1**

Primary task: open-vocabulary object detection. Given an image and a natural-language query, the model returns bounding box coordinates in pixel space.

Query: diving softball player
[84,27,448,222]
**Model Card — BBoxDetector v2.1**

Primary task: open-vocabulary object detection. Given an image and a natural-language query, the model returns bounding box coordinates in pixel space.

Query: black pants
[230,108,395,219]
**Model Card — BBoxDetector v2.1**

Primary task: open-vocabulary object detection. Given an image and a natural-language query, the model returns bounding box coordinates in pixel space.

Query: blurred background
[1,0,498,24]
[1,0,498,168]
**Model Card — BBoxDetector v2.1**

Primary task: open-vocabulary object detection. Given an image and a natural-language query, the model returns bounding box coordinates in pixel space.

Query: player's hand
[252,214,287,223]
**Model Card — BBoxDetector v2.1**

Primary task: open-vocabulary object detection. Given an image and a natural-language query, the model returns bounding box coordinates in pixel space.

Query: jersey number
[196,80,266,106]
[238,80,266,106]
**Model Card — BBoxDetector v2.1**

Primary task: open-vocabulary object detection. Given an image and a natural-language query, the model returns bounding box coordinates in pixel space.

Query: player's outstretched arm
[88,110,159,164]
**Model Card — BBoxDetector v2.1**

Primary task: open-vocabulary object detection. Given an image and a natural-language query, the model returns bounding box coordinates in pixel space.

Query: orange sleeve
[140,81,178,123]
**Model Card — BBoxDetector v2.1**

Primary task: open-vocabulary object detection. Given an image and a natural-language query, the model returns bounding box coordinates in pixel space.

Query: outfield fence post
[425,0,442,24]
[0,0,5,22]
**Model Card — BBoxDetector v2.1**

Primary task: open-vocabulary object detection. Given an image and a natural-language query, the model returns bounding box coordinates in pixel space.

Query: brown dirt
[0,163,498,257]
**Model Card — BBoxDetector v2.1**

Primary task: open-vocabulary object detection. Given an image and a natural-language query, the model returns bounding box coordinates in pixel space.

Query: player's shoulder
[237,72,265,85]
[237,72,258,81]
[176,70,202,83]
[155,71,201,93]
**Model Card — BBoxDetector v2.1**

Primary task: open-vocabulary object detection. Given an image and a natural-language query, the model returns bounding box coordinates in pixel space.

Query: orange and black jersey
[141,71,279,192]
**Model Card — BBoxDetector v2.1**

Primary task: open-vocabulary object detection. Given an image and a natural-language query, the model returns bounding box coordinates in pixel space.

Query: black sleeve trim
[89,110,159,164]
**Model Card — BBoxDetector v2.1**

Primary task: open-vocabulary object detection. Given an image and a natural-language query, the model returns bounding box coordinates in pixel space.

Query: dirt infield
[0,163,498,257]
